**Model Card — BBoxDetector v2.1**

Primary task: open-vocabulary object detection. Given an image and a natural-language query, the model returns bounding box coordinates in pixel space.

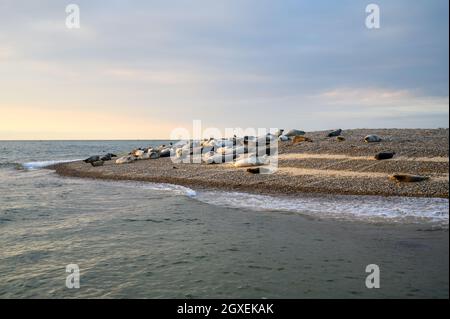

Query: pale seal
[284,129,306,137]
[116,155,136,164]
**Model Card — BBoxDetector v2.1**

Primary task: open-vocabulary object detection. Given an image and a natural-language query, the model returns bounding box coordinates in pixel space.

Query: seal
[90,160,104,167]
[275,129,284,137]
[149,151,160,159]
[246,167,272,174]
[327,129,342,137]
[84,155,100,164]
[115,155,136,164]
[100,153,117,161]
[292,136,312,144]
[389,174,429,183]
[234,155,267,167]
[375,152,395,160]
[159,148,171,157]
[364,135,382,143]
[284,129,306,137]
[133,150,145,157]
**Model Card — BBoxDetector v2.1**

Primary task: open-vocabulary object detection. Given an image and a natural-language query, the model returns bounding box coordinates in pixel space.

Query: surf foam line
[49,169,447,224]
[65,177,198,198]
[193,190,449,224]
[21,159,83,170]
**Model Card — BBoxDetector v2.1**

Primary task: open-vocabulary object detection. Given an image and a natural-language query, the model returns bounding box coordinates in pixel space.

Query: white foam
[140,183,197,197]
[83,179,198,198]
[22,159,82,170]
[193,191,449,225]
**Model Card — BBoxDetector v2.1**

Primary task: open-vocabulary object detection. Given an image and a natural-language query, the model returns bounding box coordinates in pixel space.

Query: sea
[0,140,448,298]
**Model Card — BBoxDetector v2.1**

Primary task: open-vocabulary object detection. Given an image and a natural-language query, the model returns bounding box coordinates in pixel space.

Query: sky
[0,0,448,139]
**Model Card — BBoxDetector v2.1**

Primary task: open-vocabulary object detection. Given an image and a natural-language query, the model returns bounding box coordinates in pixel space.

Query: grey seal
[90,160,104,167]
[364,135,382,143]
[375,152,395,160]
[327,129,342,137]
[84,155,100,164]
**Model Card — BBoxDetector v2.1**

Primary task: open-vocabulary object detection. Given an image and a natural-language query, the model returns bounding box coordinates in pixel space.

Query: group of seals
[84,153,117,167]
[115,144,172,164]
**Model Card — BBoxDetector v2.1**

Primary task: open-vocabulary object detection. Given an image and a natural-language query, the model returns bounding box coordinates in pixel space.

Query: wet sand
[51,129,449,198]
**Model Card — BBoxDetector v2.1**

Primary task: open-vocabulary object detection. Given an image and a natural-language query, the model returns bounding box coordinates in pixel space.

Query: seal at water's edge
[100,153,117,161]
[84,155,100,164]
[375,152,395,160]
[389,174,429,183]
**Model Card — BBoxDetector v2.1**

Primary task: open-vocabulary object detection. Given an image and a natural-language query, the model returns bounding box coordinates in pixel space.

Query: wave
[102,179,448,224]
[193,191,449,225]
[21,159,82,170]
[10,158,447,225]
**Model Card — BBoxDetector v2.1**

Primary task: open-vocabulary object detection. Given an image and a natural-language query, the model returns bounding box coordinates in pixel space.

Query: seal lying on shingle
[116,155,136,164]
[84,155,100,164]
[246,167,272,174]
[292,136,313,144]
[284,129,306,137]
[364,135,382,143]
[389,174,429,183]
[375,152,395,160]
[90,160,104,167]
[327,129,342,137]
[100,153,117,161]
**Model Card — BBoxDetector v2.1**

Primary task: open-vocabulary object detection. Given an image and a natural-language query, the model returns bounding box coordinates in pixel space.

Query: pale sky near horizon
[0,0,448,140]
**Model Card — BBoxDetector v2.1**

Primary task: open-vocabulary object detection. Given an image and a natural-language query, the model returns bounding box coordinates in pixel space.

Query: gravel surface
[50,129,449,198]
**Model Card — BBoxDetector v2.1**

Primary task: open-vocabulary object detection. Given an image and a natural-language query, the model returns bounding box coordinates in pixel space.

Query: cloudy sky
[0,0,448,139]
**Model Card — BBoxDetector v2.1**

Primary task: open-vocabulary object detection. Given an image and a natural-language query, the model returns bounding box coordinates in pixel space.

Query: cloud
[0,0,448,138]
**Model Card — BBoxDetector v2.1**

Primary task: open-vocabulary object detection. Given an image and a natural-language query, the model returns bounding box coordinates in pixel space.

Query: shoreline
[50,129,449,199]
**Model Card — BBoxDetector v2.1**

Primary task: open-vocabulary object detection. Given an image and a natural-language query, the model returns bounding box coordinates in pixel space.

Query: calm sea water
[0,141,448,298]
